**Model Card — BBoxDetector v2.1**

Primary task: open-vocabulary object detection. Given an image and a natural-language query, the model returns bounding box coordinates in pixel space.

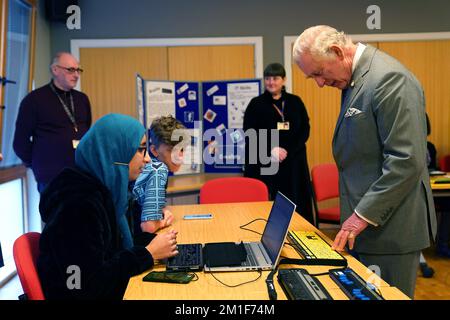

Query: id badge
[72,140,80,149]
[277,122,290,130]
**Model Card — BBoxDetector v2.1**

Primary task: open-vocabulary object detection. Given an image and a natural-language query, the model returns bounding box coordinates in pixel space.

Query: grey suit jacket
[332,45,437,254]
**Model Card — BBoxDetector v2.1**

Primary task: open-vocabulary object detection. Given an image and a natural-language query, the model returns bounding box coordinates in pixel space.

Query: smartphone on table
[142,271,195,284]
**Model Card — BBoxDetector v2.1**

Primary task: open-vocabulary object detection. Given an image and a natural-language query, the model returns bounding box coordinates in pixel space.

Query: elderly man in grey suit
[292,25,436,298]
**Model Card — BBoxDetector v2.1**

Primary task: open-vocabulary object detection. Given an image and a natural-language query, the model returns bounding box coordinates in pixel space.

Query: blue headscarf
[75,114,145,249]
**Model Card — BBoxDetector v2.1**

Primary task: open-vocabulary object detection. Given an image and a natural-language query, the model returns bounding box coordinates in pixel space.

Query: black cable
[240,219,294,250]
[266,268,278,300]
[239,218,267,236]
[208,269,263,288]
[189,272,199,282]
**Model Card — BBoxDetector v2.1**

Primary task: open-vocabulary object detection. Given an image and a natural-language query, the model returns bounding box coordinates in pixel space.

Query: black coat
[37,167,155,300]
[243,90,313,223]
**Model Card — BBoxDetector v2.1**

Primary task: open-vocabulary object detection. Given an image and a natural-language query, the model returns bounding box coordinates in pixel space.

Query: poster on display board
[136,74,145,128]
[202,79,261,173]
[138,78,202,175]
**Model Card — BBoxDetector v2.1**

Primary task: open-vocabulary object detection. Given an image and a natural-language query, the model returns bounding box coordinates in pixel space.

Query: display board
[139,78,201,175]
[201,79,261,173]
[137,76,261,174]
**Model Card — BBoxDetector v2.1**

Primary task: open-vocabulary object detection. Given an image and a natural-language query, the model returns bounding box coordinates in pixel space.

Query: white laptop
[204,191,296,272]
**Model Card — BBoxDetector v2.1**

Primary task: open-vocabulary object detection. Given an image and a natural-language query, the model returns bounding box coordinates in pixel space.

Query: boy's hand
[140,208,174,233]
[162,208,174,228]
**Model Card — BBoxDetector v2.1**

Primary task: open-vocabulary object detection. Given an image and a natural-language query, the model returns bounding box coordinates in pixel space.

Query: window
[0,0,36,285]
[1,0,35,167]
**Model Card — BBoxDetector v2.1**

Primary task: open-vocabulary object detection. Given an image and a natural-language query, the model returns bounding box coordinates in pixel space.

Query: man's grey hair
[293,25,353,63]
[50,52,66,68]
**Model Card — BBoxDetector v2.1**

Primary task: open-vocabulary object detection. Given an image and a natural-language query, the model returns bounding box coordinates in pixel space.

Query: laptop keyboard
[167,243,203,271]
[243,243,259,266]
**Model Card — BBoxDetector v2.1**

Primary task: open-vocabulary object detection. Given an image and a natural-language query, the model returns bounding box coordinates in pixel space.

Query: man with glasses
[13,52,92,194]
[293,25,436,298]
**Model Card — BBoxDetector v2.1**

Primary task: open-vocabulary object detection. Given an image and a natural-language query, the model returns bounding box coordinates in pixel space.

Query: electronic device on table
[277,268,332,300]
[287,231,347,266]
[329,268,384,300]
[166,243,203,271]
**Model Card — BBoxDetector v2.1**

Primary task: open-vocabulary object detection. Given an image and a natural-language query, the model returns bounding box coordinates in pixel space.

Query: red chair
[13,232,45,300]
[311,163,341,225]
[200,177,269,204]
[439,154,450,172]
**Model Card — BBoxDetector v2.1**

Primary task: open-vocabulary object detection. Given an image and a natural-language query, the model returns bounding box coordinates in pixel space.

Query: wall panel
[80,47,168,121]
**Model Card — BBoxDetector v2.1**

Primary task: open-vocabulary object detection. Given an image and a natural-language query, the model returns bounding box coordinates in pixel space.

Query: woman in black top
[37,114,179,299]
[243,63,313,224]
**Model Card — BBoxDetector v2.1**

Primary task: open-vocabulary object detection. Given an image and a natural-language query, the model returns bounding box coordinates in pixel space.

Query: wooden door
[168,45,255,80]
[379,40,450,159]
[79,47,169,122]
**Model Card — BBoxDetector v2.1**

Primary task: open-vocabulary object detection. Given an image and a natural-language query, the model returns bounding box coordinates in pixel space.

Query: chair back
[200,177,269,204]
[310,163,340,224]
[439,154,450,172]
[311,163,339,201]
[13,232,45,300]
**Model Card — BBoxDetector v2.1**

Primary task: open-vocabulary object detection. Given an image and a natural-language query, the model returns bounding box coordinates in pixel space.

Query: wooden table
[124,202,409,300]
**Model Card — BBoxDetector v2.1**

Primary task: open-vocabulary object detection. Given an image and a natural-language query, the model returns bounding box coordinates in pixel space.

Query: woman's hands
[146,229,179,260]
[271,147,288,163]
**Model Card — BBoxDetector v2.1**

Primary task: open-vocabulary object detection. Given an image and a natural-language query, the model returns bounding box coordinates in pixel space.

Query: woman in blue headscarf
[37,114,178,299]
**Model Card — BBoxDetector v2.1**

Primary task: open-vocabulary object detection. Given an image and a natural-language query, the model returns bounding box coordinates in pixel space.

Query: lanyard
[272,101,285,122]
[50,83,78,132]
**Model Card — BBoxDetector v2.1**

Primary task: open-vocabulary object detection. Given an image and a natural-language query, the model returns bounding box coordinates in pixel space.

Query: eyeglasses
[137,147,147,157]
[56,65,84,74]
[113,147,147,166]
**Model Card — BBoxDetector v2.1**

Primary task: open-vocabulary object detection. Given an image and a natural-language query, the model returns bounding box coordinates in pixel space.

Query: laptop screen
[261,192,296,265]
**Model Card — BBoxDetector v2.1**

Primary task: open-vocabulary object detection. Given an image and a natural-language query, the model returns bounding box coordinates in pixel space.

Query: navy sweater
[13,82,91,183]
